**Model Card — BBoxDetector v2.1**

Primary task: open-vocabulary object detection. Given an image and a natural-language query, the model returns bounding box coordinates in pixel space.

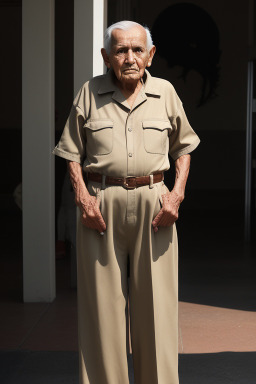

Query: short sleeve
[52,86,87,164]
[169,103,200,161]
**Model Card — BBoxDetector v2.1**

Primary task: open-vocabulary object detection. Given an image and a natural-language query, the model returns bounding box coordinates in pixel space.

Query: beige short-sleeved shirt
[53,69,200,177]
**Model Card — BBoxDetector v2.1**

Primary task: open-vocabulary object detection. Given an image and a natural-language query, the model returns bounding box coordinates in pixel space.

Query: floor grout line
[17,303,51,350]
[179,325,184,353]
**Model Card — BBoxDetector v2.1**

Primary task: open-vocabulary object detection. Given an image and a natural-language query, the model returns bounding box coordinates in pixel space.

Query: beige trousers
[76,180,179,384]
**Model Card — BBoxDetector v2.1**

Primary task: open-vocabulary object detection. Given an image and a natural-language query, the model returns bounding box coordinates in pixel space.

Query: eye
[134,47,143,53]
[117,48,126,54]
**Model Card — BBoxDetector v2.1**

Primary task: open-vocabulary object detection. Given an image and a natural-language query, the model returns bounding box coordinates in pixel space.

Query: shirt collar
[98,68,117,94]
[143,69,161,97]
[98,68,161,97]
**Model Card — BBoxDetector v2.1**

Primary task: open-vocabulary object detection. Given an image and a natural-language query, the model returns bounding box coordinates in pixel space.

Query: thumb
[152,209,163,228]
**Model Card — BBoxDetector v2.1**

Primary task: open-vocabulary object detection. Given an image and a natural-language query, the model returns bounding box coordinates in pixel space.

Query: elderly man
[53,20,200,384]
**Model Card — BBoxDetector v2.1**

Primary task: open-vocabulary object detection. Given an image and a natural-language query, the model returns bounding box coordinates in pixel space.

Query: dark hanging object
[152,3,221,107]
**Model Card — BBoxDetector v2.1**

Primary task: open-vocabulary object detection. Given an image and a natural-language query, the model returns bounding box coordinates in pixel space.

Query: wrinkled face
[102,26,156,84]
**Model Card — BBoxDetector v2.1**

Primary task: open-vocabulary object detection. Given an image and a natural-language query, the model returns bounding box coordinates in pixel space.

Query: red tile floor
[1,254,256,355]
[1,208,256,384]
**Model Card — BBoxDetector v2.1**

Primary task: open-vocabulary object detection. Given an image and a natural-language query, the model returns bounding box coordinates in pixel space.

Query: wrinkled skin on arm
[67,161,106,233]
[152,154,191,232]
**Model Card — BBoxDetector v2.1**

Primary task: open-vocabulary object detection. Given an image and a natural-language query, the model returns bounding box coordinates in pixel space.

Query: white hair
[104,20,153,54]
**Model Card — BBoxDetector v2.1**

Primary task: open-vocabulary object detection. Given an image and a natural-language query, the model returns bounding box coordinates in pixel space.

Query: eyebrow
[115,44,145,49]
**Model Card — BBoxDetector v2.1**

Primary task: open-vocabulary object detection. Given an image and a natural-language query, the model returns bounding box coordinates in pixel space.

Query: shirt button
[128,153,133,157]
[128,127,132,132]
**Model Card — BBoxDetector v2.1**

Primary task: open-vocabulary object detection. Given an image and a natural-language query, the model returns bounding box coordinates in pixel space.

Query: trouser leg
[76,183,130,384]
[128,184,179,384]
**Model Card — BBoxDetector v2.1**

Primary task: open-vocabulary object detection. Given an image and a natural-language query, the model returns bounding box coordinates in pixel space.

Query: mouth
[122,68,138,73]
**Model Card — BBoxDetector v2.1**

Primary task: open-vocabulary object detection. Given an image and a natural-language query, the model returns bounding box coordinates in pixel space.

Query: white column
[74,0,107,95]
[22,0,55,302]
[71,0,107,287]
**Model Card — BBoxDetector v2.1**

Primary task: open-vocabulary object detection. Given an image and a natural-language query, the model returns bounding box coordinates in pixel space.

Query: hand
[67,161,106,234]
[78,194,106,234]
[152,190,183,233]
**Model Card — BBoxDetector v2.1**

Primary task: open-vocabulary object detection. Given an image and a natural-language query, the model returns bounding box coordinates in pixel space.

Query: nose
[125,49,135,64]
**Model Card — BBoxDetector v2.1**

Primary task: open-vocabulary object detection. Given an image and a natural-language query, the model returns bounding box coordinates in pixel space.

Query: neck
[118,79,142,94]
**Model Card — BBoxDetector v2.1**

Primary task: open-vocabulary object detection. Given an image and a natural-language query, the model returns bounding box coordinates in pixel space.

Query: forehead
[111,27,147,47]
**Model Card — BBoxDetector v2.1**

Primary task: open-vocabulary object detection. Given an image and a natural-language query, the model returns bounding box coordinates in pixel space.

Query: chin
[121,73,140,82]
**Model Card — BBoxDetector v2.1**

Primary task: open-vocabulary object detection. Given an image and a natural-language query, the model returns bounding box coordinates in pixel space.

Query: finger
[159,213,172,226]
[81,215,94,228]
[87,208,106,232]
[81,201,106,231]
[94,215,106,233]
[154,210,169,226]
[82,215,106,233]
[93,208,107,232]
[81,210,99,229]
[152,209,164,228]
[157,212,176,227]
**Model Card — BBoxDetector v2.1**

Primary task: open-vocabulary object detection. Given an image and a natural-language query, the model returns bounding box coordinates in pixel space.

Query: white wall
[22,0,55,302]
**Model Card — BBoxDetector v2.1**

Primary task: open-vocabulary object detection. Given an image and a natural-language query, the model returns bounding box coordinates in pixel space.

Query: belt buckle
[123,176,136,189]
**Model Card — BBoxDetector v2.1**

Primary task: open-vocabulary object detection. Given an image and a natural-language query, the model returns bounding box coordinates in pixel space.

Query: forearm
[172,154,191,203]
[152,154,191,230]
[67,160,90,207]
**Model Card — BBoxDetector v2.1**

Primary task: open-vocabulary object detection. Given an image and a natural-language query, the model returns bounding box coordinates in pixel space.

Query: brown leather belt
[87,172,164,190]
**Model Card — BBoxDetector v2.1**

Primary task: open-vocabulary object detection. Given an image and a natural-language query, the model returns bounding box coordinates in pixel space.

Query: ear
[147,45,156,67]
[101,48,111,69]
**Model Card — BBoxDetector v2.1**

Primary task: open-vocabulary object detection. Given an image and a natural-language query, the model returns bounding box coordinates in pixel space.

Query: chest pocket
[142,120,172,155]
[84,119,114,155]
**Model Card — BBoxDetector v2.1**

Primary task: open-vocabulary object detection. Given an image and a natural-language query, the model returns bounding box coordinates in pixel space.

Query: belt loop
[101,174,106,190]
[149,174,154,189]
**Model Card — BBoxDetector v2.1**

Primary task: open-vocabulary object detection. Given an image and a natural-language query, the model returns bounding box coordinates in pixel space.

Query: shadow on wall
[176,207,256,312]
[151,3,221,107]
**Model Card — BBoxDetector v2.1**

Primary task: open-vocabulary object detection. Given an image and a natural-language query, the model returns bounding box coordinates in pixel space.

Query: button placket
[125,111,136,223]
[126,112,134,176]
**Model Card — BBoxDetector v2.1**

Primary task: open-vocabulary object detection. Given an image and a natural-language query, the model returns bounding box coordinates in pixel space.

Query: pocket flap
[84,119,114,131]
[142,120,172,131]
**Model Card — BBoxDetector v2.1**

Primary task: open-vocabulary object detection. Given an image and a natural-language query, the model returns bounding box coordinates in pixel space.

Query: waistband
[86,172,164,190]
